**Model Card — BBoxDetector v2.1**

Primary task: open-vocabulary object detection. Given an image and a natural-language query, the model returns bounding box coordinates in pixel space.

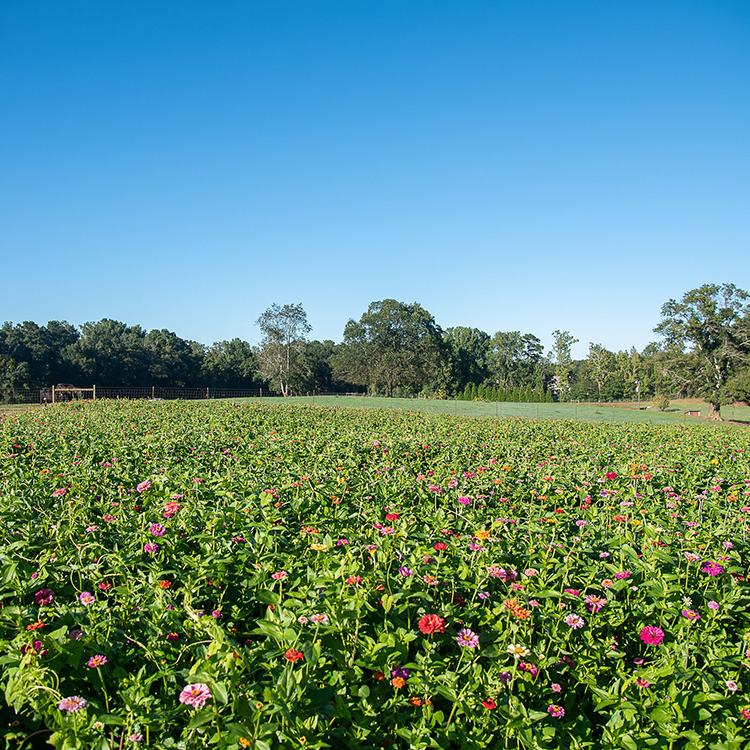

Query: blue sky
[2,1,748,358]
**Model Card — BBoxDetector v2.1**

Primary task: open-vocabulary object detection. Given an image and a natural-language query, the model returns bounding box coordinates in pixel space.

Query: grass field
[254,396,750,425]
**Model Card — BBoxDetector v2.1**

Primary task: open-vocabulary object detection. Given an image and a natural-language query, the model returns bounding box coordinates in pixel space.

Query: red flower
[605,472,618,480]
[482,699,497,710]
[385,513,400,521]
[418,614,446,635]
[284,648,304,663]
[433,542,448,552]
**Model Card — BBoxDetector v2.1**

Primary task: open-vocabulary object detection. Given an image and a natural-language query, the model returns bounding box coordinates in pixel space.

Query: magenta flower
[547,704,565,718]
[640,626,664,646]
[681,609,701,623]
[701,561,725,577]
[179,683,212,709]
[78,591,95,606]
[58,695,88,713]
[143,542,160,554]
[87,654,107,668]
[149,523,166,537]
[456,628,480,649]
[708,600,720,611]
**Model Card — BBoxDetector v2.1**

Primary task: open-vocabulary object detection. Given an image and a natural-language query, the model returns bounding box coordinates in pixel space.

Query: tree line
[2,283,749,416]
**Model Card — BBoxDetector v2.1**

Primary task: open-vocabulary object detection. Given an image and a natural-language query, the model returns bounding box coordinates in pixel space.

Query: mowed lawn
[254,395,750,425]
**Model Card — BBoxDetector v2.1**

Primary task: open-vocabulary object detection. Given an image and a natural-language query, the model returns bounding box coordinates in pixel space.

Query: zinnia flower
[640,626,664,646]
[284,649,304,663]
[507,643,529,658]
[79,591,95,606]
[547,704,565,718]
[87,654,107,668]
[34,589,54,607]
[58,696,88,713]
[418,614,446,635]
[564,613,585,629]
[179,683,212,708]
[456,628,480,648]
[136,480,152,493]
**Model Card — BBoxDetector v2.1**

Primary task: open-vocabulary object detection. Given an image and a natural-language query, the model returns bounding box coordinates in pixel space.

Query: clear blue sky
[2,1,748,358]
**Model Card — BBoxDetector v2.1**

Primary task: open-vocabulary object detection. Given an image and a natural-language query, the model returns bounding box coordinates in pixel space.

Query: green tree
[145,329,203,386]
[444,327,490,393]
[66,319,149,386]
[202,339,259,388]
[487,331,544,389]
[550,330,579,402]
[331,300,446,397]
[586,343,616,402]
[256,303,311,397]
[654,283,750,419]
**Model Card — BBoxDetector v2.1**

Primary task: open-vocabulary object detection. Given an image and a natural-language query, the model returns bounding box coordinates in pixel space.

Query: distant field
[253,395,750,425]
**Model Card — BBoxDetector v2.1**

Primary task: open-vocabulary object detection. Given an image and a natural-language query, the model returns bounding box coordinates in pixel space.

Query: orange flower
[391,676,406,689]
[284,648,304,663]
[409,697,423,706]
[158,580,172,589]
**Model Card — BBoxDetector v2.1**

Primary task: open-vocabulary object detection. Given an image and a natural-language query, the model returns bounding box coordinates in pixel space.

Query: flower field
[1,401,750,750]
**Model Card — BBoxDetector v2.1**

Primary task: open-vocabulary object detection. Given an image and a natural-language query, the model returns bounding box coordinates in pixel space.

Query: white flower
[507,643,529,659]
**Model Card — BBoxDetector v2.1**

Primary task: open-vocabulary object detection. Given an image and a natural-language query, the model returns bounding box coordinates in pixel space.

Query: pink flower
[149,523,166,537]
[58,695,88,713]
[708,600,720,611]
[271,570,288,581]
[87,654,107,668]
[179,683,212,709]
[727,680,739,693]
[640,626,664,646]
[547,704,565,718]
[51,487,68,497]
[79,591,96,606]
[456,628,480,648]
[457,496,472,506]
[564,613,585,629]
[584,594,606,613]
[136,480,152,493]
[551,683,562,693]
[614,570,631,580]
[143,542,160,554]
[681,609,701,623]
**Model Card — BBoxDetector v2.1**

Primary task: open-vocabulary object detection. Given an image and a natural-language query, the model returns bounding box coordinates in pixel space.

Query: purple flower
[34,589,55,607]
[391,666,410,679]
[398,566,413,577]
[149,523,166,537]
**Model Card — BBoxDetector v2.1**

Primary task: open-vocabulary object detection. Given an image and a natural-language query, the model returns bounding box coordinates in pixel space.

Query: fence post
[206,387,210,399]
[260,387,263,398]
[93,384,96,401]
[52,385,56,404]
[152,385,155,400]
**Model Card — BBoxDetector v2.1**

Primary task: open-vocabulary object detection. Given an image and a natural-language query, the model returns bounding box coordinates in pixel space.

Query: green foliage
[652,393,670,411]
[1,401,750,748]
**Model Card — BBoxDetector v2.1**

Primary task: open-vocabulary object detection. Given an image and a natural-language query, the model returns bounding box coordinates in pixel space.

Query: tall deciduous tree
[332,299,445,396]
[654,283,750,418]
[488,331,544,389]
[444,327,490,393]
[550,330,578,402]
[256,303,311,396]
[586,343,615,401]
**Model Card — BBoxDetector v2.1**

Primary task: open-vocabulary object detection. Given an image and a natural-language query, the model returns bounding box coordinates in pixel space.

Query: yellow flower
[310,543,329,552]
[474,530,490,541]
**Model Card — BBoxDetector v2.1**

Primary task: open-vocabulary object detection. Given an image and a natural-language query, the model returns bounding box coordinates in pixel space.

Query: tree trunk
[709,402,722,420]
